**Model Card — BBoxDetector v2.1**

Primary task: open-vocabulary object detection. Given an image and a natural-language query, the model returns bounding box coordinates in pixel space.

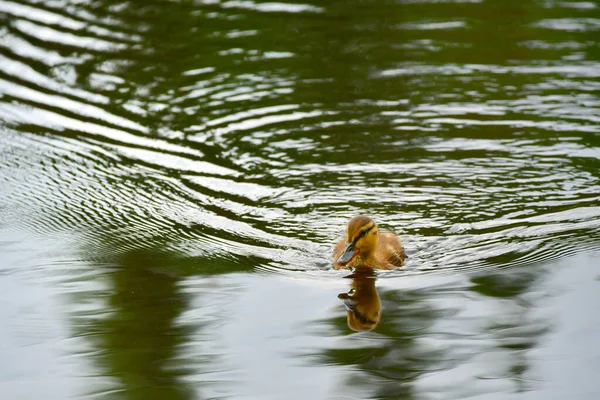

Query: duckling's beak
[337,242,359,266]
[337,293,357,311]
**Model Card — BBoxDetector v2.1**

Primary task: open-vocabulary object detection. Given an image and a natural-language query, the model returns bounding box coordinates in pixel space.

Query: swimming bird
[333,215,406,270]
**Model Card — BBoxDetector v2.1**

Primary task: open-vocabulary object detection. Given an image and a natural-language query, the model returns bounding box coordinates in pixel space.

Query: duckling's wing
[387,248,406,267]
[379,233,407,267]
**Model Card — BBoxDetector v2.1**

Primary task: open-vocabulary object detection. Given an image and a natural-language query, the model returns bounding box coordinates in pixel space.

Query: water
[1,0,599,398]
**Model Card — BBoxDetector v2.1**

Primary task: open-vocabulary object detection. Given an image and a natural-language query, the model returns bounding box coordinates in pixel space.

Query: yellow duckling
[333,215,406,270]
[338,267,381,332]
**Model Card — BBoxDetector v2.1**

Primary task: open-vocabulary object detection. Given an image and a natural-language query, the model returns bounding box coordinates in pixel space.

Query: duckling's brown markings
[352,223,374,244]
[333,215,406,270]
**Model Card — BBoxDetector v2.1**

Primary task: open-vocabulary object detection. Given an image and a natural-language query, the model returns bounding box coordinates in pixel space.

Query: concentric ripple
[1,1,600,399]
[1,0,599,277]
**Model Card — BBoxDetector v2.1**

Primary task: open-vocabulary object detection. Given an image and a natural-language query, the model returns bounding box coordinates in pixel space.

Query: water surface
[1,0,599,399]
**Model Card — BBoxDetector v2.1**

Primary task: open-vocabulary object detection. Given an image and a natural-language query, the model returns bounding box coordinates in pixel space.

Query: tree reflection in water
[83,250,194,400]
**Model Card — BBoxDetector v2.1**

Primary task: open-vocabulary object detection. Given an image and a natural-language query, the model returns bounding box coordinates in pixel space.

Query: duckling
[338,267,381,332]
[333,215,406,270]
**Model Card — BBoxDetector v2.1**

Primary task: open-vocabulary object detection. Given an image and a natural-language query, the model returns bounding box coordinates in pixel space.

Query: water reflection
[338,267,381,332]
[81,250,194,400]
[1,0,600,398]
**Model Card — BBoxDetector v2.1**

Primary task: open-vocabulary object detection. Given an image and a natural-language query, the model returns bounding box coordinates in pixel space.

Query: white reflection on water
[1,0,600,397]
[220,1,325,13]
[4,231,594,399]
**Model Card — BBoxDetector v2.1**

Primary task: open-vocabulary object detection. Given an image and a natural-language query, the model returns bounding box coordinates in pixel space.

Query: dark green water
[1,0,600,398]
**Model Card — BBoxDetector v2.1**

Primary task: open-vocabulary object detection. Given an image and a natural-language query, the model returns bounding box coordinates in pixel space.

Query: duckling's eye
[353,224,375,243]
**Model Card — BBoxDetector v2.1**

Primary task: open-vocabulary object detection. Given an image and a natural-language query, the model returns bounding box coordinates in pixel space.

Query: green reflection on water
[88,250,194,399]
[1,0,600,398]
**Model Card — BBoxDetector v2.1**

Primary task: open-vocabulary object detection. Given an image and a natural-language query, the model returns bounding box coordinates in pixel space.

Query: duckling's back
[376,233,407,269]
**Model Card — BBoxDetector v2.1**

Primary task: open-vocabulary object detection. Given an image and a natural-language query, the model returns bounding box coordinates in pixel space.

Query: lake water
[1,0,599,399]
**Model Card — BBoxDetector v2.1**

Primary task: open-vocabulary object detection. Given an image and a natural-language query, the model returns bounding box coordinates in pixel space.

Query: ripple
[376,62,600,78]
[533,18,600,32]
[2,1,600,398]
[0,0,599,279]
[219,1,324,13]
[397,21,467,30]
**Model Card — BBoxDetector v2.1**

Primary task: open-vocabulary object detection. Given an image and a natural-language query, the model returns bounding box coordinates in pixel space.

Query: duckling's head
[337,216,379,267]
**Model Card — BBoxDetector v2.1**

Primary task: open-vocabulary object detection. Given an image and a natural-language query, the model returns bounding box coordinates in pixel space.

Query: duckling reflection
[338,267,381,332]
